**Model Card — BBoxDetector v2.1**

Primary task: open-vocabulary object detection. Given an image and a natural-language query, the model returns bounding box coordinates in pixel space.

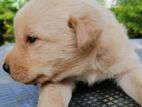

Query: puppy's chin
[29,75,50,85]
[10,73,47,85]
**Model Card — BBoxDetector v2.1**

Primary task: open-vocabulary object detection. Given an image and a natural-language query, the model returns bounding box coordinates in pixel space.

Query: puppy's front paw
[116,66,142,106]
[38,82,73,107]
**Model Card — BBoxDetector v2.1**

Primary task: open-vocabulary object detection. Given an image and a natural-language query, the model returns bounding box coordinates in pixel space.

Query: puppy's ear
[68,15,101,52]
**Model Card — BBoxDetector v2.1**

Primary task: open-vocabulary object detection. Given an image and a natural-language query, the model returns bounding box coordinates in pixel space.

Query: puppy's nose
[3,63,10,74]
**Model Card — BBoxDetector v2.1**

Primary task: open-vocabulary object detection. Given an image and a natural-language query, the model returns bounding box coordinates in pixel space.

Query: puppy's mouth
[27,75,50,85]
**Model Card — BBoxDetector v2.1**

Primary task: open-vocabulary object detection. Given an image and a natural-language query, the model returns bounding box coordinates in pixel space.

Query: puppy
[3,0,142,106]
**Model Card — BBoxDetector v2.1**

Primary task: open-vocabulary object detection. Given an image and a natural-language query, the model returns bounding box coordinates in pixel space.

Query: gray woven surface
[69,80,140,107]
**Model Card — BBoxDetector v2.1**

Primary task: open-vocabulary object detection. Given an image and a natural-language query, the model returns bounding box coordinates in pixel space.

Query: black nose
[3,63,10,74]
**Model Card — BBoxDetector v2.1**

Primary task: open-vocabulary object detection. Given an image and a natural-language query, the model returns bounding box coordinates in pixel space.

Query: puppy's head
[4,0,103,84]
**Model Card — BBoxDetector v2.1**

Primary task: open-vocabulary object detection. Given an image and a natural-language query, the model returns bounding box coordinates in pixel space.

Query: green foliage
[97,0,106,5]
[0,0,27,45]
[0,0,142,46]
[112,0,142,38]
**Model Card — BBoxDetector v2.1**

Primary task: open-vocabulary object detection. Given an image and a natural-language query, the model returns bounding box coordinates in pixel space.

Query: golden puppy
[3,0,142,106]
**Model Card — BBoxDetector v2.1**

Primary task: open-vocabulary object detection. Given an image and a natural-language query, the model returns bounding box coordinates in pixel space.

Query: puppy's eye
[26,36,38,44]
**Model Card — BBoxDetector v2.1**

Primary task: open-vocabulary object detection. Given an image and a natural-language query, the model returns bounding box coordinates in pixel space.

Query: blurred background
[0,0,142,46]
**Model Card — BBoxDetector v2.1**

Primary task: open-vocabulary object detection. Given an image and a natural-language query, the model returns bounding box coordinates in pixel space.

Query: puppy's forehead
[14,0,57,31]
[14,0,75,36]
[14,0,94,25]
[14,0,95,38]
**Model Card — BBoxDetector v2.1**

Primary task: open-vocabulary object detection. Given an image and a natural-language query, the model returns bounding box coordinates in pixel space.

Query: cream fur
[4,0,142,106]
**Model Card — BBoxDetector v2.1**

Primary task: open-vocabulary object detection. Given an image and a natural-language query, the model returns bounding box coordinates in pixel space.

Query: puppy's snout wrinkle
[3,63,10,74]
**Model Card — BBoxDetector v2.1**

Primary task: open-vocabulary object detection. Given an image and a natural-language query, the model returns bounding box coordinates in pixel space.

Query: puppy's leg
[116,65,142,105]
[37,82,74,107]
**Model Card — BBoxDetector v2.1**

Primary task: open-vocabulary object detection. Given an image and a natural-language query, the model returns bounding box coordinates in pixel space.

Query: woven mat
[69,80,140,107]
